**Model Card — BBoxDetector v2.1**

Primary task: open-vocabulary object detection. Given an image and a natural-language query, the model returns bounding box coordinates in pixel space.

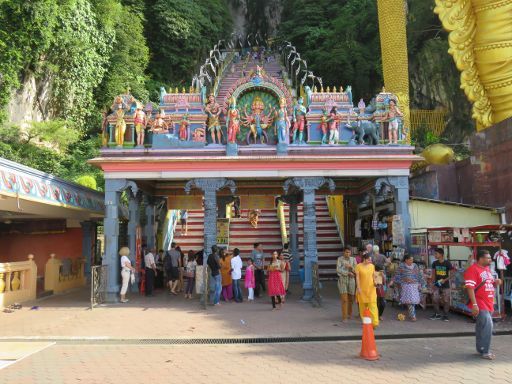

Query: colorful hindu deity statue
[319,108,329,144]
[327,106,339,145]
[134,106,147,147]
[241,95,274,144]
[226,97,241,144]
[151,113,169,134]
[114,105,126,147]
[275,97,290,144]
[179,114,190,141]
[386,99,403,144]
[292,97,307,144]
[205,93,222,144]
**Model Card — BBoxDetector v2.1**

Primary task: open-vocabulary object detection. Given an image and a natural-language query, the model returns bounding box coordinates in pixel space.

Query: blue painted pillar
[393,176,411,251]
[144,197,156,250]
[284,177,335,301]
[128,192,140,292]
[185,178,236,306]
[103,179,138,302]
[80,221,94,281]
[289,202,300,282]
[103,179,121,302]
[376,176,411,252]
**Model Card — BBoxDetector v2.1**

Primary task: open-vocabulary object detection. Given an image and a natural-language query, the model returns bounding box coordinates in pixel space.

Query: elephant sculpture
[345,120,379,145]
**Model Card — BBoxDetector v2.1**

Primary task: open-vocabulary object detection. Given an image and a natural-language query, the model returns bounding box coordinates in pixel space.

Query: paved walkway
[1,336,511,383]
[1,282,511,340]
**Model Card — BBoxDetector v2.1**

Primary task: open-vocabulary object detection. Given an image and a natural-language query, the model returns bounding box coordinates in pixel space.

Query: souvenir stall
[419,225,510,319]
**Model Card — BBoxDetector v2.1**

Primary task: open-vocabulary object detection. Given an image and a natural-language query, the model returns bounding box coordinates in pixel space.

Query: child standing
[184,254,197,299]
[245,259,256,301]
[375,265,387,319]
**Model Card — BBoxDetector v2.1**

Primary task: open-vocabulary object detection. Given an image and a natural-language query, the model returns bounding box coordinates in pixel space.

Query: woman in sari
[219,249,233,301]
[394,254,425,321]
[355,253,379,327]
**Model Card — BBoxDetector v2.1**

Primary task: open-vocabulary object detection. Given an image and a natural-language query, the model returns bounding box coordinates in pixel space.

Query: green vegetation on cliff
[0,0,474,184]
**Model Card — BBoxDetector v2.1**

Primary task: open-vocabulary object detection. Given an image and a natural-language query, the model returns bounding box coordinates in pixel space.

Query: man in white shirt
[144,248,157,297]
[231,248,243,303]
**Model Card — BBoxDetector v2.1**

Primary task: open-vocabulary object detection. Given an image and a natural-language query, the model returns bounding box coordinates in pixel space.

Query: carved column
[284,177,335,300]
[376,176,411,251]
[185,178,236,257]
[128,191,140,292]
[144,196,156,250]
[280,194,302,283]
[103,179,138,302]
[80,221,94,281]
[185,178,236,306]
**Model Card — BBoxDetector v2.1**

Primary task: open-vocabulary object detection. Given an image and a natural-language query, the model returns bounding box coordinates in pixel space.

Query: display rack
[417,225,509,320]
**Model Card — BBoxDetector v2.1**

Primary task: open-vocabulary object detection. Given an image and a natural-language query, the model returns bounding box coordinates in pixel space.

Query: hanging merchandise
[392,215,405,246]
[494,249,510,270]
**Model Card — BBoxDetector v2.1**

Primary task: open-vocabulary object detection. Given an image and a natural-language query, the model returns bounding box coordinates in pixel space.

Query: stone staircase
[228,209,283,259]
[282,196,343,279]
[172,209,205,253]
[216,55,286,116]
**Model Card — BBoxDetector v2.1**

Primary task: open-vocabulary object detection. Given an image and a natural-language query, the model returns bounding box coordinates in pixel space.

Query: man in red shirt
[464,250,502,360]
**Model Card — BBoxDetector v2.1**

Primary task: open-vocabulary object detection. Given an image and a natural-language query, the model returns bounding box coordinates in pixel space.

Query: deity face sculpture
[279,98,287,108]
[298,97,304,105]
[208,94,215,104]
[251,96,265,114]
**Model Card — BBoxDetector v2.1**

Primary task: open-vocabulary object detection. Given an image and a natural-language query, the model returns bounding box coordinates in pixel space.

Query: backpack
[164,251,174,270]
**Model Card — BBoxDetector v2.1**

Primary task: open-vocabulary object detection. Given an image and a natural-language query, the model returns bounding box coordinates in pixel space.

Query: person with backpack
[164,242,181,295]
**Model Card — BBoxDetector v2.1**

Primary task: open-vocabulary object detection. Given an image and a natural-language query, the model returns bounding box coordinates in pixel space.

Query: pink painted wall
[0,228,83,277]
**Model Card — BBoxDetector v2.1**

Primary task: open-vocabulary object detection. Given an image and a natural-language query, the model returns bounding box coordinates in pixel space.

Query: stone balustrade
[44,254,86,294]
[0,254,37,308]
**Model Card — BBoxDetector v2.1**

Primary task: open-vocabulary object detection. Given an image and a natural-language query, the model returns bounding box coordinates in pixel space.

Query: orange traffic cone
[360,308,379,360]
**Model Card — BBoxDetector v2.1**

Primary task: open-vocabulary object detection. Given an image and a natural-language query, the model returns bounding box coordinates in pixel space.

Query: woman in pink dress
[267,251,286,310]
[245,259,256,301]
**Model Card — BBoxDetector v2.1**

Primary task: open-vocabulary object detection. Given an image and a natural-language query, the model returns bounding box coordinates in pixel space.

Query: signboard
[167,195,203,210]
[239,195,276,210]
[216,218,230,246]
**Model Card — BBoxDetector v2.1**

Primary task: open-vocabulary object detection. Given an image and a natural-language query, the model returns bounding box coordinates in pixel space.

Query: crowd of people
[119,240,502,359]
[119,242,293,311]
[206,243,292,310]
[337,244,453,327]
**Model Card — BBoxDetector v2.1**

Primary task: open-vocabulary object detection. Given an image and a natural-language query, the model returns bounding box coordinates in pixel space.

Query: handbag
[130,272,135,285]
[184,270,194,278]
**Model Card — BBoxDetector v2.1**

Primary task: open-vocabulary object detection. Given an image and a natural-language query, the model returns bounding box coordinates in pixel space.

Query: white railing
[0,254,37,308]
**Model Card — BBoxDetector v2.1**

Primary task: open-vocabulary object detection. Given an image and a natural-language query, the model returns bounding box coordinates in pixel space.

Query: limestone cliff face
[228,0,283,37]
[7,73,54,127]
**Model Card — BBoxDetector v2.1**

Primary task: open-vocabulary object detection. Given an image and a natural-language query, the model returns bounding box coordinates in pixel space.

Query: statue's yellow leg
[377,0,411,143]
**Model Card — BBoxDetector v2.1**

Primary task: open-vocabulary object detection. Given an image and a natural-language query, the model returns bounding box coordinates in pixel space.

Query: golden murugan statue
[435,0,512,129]
[114,106,126,146]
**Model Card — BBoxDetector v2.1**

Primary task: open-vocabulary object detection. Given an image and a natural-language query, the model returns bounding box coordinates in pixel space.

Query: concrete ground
[0,337,511,383]
[1,282,511,383]
[1,282,510,339]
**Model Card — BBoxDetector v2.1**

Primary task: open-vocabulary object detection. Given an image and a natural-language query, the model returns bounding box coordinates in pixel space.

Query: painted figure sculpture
[114,106,126,147]
[292,97,307,144]
[226,97,241,144]
[134,106,147,146]
[275,97,291,144]
[205,93,222,144]
[241,96,274,144]
[179,114,190,141]
[151,113,169,134]
[327,106,339,145]
[386,99,403,144]
[319,108,329,144]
